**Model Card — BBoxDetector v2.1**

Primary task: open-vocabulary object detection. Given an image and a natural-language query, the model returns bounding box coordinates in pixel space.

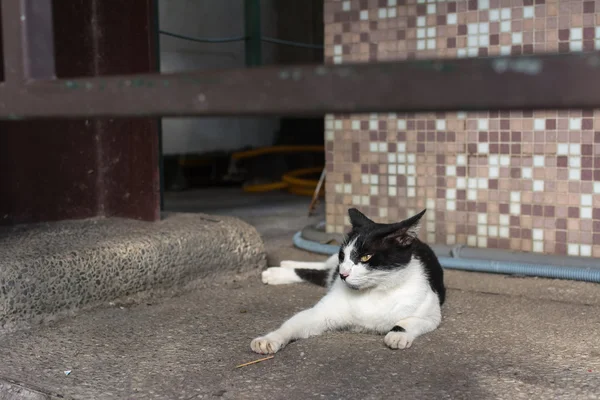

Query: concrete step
[0,212,266,333]
[0,275,599,399]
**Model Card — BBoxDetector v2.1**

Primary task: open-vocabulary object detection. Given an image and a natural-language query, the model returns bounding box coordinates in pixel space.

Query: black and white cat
[250,208,445,354]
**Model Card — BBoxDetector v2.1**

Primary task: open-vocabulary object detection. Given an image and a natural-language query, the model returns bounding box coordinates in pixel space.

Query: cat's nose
[339,272,349,280]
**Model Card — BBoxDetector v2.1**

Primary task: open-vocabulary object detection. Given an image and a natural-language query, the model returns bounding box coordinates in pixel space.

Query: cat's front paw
[384,331,413,349]
[250,335,285,354]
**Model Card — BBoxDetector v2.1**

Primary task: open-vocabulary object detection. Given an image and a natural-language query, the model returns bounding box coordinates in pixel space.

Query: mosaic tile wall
[323,0,600,257]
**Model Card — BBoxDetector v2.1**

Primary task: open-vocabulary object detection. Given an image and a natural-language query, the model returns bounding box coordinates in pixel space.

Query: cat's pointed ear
[348,208,374,229]
[383,209,426,246]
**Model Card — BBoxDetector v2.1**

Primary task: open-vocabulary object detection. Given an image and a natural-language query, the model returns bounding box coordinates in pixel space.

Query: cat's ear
[348,208,374,229]
[382,209,426,246]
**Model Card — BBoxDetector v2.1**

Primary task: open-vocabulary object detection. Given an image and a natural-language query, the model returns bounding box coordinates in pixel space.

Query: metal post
[151,0,165,212]
[244,0,261,67]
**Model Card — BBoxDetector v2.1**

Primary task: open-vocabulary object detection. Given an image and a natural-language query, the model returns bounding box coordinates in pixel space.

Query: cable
[159,30,246,43]
[261,36,324,49]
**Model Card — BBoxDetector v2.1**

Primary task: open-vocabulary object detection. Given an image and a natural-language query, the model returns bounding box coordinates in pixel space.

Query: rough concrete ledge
[0,212,267,333]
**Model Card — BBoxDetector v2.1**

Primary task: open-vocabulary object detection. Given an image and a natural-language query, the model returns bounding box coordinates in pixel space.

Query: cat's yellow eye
[360,254,373,263]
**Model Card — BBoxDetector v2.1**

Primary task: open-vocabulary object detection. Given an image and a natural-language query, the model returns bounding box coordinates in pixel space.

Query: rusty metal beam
[0,52,600,119]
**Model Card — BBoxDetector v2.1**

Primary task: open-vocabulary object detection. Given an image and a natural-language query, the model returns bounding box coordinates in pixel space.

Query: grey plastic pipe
[292,232,600,284]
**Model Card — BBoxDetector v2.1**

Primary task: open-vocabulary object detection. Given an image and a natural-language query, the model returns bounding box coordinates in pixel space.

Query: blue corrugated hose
[292,232,600,284]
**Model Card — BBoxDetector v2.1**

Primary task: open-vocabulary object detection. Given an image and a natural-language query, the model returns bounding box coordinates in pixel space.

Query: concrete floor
[1,189,599,399]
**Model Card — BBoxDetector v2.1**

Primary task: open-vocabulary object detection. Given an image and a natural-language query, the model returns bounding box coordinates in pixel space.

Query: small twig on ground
[235,355,275,369]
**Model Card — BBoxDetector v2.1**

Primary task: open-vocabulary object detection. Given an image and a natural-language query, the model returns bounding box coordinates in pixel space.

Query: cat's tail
[262,254,338,287]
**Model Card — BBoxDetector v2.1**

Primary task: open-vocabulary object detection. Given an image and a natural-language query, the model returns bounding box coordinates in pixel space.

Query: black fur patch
[390,325,405,332]
[294,269,329,287]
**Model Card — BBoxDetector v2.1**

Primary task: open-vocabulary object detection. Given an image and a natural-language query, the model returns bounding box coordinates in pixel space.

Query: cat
[250,207,445,354]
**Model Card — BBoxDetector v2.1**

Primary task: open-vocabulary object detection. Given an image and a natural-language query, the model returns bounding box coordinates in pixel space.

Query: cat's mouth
[344,281,362,291]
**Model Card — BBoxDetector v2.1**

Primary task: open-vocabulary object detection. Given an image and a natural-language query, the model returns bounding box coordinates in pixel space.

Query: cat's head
[337,208,426,290]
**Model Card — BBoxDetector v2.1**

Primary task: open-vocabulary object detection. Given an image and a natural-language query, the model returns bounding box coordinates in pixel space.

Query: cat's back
[413,240,446,305]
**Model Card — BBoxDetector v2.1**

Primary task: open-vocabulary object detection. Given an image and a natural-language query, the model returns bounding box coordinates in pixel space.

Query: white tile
[568,244,579,256]
[427,198,436,210]
[417,40,426,50]
[468,36,479,48]
[479,23,489,34]
[417,28,426,39]
[523,6,534,18]
[478,143,489,153]
[500,155,511,167]
[407,187,416,197]
[510,204,521,215]
[571,28,583,41]
[533,242,544,253]
[407,154,416,163]
[352,195,361,205]
[397,165,406,174]
[510,191,521,203]
[512,32,523,44]
[417,16,426,27]
[581,245,592,257]
[489,9,500,21]
[477,237,487,248]
[361,195,370,206]
[370,174,379,184]
[334,45,342,55]
[478,119,489,130]
[501,8,511,20]
[388,7,397,18]
[500,215,509,226]
[334,119,342,130]
[596,39,600,50]
[478,0,489,10]
[388,175,397,185]
[488,226,498,237]
[556,143,569,155]
[489,166,499,178]
[333,56,342,64]
[533,229,544,241]
[380,208,388,218]
[398,142,406,152]
[569,156,581,168]
[489,155,499,165]
[388,153,397,164]
[361,174,369,185]
[500,45,511,55]
[388,186,397,196]
[569,143,581,155]
[447,235,456,245]
[407,176,416,186]
[427,4,436,14]
[427,39,436,49]
[467,235,477,246]
[436,119,446,130]
[479,35,489,47]
[378,8,387,18]
[397,119,406,130]
[369,120,378,130]
[457,154,467,166]
[534,119,545,130]
[447,13,457,25]
[569,168,581,180]
[468,23,478,35]
[370,185,379,195]
[360,10,369,20]
[570,41,583,52]
[468,179,478,189]
[407,165,416,175]
[388,164,397,174]
[581,207,592,219]
[478,225,487,236]
[335,183,343,193]
[325,129,334,141]
[343,1,351,11]
[478,213,488,224]
[533,155,545,167]
[499,227,510,238]
[594,182,600,194]
[522,167,532,179]
[378,142,387,152]
[344,183,352,194]
[446,200,456,211]
[457,48,467,58]
[467,47,479,57]
[427,233,436,243]
[596,27,600,39]
[447,165,456,176]
[457,177,467,189]
[388,0,397,6]
[351,120,360,130]
[427,27,437,37]
[457,112,466,119]
[569,118,582,130]
[369,143,378,152]
[500,21,511,33]
[468,189,477,201]
[447,188,456,200]
[478,178,488,189]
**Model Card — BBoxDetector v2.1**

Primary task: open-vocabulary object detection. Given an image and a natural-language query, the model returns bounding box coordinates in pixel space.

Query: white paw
[384,331,413,349]
[250,335,284,354]
[261,267,302,285]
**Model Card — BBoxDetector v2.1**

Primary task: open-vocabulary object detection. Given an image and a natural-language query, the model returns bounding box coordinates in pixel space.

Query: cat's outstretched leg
[251,297,345,354]
[262,254,338,286]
